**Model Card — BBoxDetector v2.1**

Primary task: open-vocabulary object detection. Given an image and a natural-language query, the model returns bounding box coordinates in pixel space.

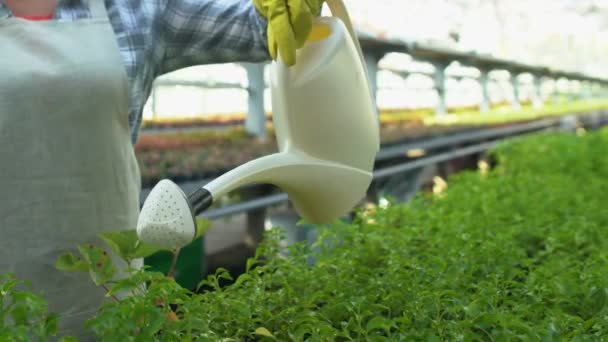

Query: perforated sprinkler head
[136,179,197,250]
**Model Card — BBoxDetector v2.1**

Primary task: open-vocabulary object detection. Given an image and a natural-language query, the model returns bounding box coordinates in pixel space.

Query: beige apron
[0,0,141,337]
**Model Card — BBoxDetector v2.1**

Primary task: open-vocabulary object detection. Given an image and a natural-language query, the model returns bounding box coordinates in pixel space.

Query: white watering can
[136,0,380,249]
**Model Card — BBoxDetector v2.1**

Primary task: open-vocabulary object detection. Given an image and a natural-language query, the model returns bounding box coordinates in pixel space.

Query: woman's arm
[153,0,271,75]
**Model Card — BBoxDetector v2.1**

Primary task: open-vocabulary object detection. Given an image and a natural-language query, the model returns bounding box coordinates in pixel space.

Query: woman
[0,0,320,337]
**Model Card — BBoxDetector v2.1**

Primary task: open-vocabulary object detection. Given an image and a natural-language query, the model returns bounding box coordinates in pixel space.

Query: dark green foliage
[0,273,73,341]
[82,129,608,340]
[5,128,608,341]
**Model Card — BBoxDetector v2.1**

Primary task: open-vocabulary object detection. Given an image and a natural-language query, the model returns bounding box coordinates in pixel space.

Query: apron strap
[86,0,108,19]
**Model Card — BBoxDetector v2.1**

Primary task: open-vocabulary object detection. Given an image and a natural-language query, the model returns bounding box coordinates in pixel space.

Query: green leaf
[542,323,560,342]
[234,273,252,287]
[246,258,258,273]
[78,244,116,286]
[44,313,60,336]
[366,316,392,332]
[587,287,607,316]
[106,271,157,297]
[131,240,166,259]
[194,217,212,240]
[10,304,30,325]
[426,335,441,342]
[0,277,20,295]
[55,253,89,272]
[100,230,139,258]
[255,327,275,338]
[215,268,233,282]
[100,230,168,259]
[59,337,79,342]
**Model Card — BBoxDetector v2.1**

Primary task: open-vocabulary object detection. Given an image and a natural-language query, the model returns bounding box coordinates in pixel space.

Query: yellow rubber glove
[254,0,324,66]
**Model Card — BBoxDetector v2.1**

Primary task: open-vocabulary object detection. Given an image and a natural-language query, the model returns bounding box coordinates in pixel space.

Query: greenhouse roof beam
[357,36,608,85]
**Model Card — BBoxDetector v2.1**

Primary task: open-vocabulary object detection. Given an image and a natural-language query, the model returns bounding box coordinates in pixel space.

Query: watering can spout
[136,151,373,249]
[189,152,372,224]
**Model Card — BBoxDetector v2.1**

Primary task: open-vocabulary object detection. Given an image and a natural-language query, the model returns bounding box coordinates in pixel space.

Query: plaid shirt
[0,0,270,144]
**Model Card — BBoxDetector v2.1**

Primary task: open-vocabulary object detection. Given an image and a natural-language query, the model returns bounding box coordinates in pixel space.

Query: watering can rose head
[137,180,197,250]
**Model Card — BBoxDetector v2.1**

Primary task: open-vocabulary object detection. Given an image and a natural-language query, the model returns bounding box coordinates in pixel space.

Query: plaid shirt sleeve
[153,0,271,75]
[119,0,272,143]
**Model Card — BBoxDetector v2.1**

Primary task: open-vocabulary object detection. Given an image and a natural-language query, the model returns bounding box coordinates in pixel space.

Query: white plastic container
[270,0,380,172]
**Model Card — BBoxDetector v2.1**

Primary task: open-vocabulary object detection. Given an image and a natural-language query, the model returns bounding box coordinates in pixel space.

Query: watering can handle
[325,0,364,65]
[325,0,375,108]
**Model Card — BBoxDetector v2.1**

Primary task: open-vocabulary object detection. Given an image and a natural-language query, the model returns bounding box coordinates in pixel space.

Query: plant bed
[141,113,271,130]
[136,135,278,187]
[136,99,608,187]
[6,127,604,340]
[139,101,523,131]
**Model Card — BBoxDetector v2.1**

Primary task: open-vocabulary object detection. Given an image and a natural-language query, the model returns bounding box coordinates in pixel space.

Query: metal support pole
[246,208,267,247]
[582,81,593,99]
[599,83,605,98]
[379,168,431,202]
[152,82,160,120]
[433,62,448,116]
[364,52,381,117]
[243,63,267,139]
[552,78,561,105]
[568,79,577,102]
[243,187,268,249]
[591,82,600,98]
[479,69,491,113]
[533,74,544,109]
[510,71,521,111]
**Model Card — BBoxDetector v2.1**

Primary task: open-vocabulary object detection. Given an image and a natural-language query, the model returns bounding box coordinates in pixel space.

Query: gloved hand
[253,0,325,66]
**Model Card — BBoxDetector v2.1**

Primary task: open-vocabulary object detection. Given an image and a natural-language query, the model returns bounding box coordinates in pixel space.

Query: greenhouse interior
[1,0,608,340]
